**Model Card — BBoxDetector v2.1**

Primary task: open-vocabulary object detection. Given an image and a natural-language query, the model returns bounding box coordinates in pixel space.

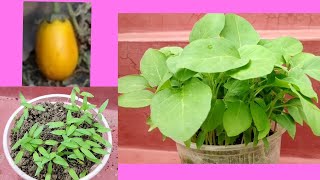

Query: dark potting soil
[10,102,105,180]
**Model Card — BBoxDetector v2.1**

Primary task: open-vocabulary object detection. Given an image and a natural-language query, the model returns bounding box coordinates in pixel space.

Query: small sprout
[53,155,69,167]
[91,147,108,155]
[75,128,92,136]
[73,86,80,94]
[64,104,80,111]
[73,149,85,161]
[38,147,50,159]
[14,150,24,164]
[33,151,41,162]
[80,92,94,98]
[68,168,80,180]
[34,105,46,112]
[80,147,98,162]
[46,121,65,129]
[51,130,66,136]
[33,125,45,138]
[45,161,53,180]
[99,99,109,114]
[67,125,77,136]
[79,170,88,178]
[29,123,39,136]
[45,140,59,146]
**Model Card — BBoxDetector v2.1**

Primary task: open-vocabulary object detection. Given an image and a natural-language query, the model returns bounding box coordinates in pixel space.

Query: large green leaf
[274,114,296,139]
[291,86,320,136]
[118,90,154,108]
[174,38,249,73]
[299,57,320,82]
[140,48,169,87]
[118,75,149,94]
[283,67,317,101]
[151,78,212,142]
[290,52,315,68]
[287,98,306,125]
[223,100,252,137]
[220,14,260,48]
[159,46,183,57]
[201,99,225,132]
[250,102,269,131]
[230,45,277,80]
[224,79,249,101]
[189,13,225,42]
[263,37,303,65]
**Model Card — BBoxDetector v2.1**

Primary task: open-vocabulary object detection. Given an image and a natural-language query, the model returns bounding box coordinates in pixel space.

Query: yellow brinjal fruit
[35,18,78,81]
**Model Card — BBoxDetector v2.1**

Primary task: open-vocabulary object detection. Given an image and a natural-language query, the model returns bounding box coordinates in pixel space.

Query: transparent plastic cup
[3,94,112,180]
[176,128,284,164]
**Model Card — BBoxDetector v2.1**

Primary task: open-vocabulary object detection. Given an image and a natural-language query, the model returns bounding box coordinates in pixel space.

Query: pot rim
[2,94,113,180]
[176,126,285,151]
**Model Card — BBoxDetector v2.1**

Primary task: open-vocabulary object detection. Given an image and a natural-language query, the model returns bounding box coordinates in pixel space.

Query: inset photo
[118,13,320,164]
[23,2,91,87]
[0,87,118,179]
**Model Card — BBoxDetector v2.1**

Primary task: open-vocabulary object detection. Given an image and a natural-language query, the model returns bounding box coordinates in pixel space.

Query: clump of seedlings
[10,87,111,180]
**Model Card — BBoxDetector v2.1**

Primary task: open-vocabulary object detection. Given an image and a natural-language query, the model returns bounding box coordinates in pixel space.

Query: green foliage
[118,13,320,148]
[12,87,112,179]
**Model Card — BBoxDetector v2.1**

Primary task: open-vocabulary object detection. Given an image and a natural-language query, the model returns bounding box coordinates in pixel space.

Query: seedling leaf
[68,168,80,180]
[33,125,45,138]
[80,92,94,98]
[51,130,66,136]
[34,105,46,112]
[73,149,85,161]
[46,121,65,129]
[53,155,69,167]
[14,150,24,164]
[92,147,108,155]
[38,146,50,159]
[45,140,59,146]
[30,139,44,145]
[99,99,109,113]
[29,123,39,137]
[80,147,98,160]
[67,125,77,136]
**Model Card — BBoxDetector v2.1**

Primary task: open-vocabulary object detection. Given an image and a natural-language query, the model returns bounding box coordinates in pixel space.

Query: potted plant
[118,13,320,164]
[3,87,112,179]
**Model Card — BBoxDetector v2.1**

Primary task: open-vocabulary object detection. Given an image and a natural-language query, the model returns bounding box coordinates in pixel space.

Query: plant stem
[212,130,216,145]
[53,2,61,14]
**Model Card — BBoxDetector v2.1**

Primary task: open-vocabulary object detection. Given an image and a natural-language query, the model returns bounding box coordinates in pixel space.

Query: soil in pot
[10,102,106,180]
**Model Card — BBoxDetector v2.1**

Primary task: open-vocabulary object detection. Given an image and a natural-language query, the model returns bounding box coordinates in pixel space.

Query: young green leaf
[71,89,77,105]
[53,155,69,167]
[57,145,66,152]
[33,151,41,162]
[73,86,80,94]
[196,130,207,149]
[92,133,111,147]
[71,131,84,137]
[67,125,77,136]
[35,165,43,177]
[14,150,24,164]
[34,105,46,112]
[38,146,50,158]
[46,121,65,129]
[80,147,98,160]
[85,140,101,148]
[51,130,66,136]
[19,92,27,104]
[68,154,78,159]
[75,128,92,136]
[45,140,59,146]
[14,113,26,132]
[62,141,79,149]
[30,139,44,145]
[99,99,109,113]
[80,91,94,98]
[91,147,108,155]
[118,90,154,108]
[64,104,80,112]
[79,170,88,178]
[11,139,23,150]
[33,125,45,138]
[73,149,85,161]
[21,143,35,152]
[68,168,80,180]
[47,161,53,174]
[29,123,39,137]
[67,118,84,125]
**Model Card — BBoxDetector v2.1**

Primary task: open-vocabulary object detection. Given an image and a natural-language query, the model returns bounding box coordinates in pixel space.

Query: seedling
[10,87,111,180]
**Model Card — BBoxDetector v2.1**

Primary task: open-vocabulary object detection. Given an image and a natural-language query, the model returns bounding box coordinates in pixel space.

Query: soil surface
[10,102,105,180]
